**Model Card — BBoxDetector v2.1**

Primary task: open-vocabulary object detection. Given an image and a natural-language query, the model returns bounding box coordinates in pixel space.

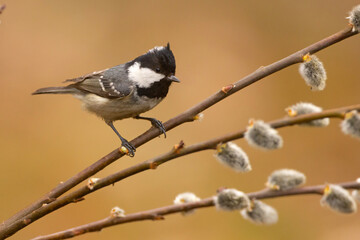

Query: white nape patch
[148,46,164,53]
[128,62,165,88]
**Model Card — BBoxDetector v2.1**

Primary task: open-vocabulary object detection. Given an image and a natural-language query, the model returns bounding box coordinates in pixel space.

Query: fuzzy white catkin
[110,206,125,217]
[320,184,357,214]
[174,192,201,216]
[286,102,329,127]
[299,55,327,91]
[215,142,251,172]
[351,178,360,203]
[348,5,360,32]
[352,190,360,203]
[174,192,200,204]
[245,120,283,150]
[341,110,360,139]
[215,189,250,211]
[86,178,100,190]
[266,169,306,191]
[240,200,278,225]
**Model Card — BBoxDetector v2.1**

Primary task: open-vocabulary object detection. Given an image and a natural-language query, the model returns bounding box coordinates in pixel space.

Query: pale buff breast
[75,93,162,121]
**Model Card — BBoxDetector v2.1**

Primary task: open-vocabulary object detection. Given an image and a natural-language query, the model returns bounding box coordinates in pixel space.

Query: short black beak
[167,75,180,83]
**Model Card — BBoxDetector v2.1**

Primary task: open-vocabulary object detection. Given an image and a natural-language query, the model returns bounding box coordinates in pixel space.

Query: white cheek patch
[128,62,165,88]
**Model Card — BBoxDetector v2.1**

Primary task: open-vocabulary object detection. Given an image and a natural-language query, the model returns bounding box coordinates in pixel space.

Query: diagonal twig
[32,181,360,240]
[6,103,360,239]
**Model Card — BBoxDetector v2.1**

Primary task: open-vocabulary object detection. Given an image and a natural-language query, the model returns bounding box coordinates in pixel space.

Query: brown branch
[31,181,360,240]
[1,26,357,239]
[5,103,360,239]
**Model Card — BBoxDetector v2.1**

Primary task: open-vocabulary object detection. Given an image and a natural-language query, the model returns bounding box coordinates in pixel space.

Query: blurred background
[1,0,360,239]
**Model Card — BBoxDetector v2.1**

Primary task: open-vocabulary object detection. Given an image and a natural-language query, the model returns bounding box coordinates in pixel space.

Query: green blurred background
[1,0,360,239]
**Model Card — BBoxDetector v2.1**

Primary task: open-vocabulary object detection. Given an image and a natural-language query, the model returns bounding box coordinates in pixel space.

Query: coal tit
[33,43,180,156]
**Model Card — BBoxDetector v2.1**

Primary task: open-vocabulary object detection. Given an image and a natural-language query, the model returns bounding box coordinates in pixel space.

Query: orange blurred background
[1,1,360,239]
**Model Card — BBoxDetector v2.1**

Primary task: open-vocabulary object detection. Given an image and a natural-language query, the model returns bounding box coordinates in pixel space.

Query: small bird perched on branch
[33,43,180,157]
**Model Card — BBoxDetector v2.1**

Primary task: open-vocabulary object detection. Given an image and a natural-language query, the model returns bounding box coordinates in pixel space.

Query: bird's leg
[105,120,136,157]
[134,115,166,138]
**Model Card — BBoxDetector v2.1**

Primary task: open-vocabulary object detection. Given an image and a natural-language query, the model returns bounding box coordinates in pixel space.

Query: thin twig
[6,103,360,239]
[1,26,357,239]
[32,181,360,240]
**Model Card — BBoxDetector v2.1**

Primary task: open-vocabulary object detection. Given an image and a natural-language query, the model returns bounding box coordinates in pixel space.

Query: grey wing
[65,65,134,99]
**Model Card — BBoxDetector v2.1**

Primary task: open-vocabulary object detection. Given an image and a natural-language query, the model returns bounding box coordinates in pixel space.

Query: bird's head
[127,43,180,88]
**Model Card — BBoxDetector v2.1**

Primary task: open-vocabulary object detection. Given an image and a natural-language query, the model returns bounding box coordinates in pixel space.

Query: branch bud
[221,84,235,94]
[119,146,129,155]
[173,140,185,154]
[110,206,125,217]
[193,113,204,121]
[87,178,100,190]
[174,192,201,215]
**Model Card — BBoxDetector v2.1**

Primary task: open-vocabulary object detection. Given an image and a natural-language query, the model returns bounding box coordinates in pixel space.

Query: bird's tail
[32,86,78,95]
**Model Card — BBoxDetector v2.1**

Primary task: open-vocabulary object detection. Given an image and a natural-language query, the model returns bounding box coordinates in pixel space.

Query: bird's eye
[155,68,161,73]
